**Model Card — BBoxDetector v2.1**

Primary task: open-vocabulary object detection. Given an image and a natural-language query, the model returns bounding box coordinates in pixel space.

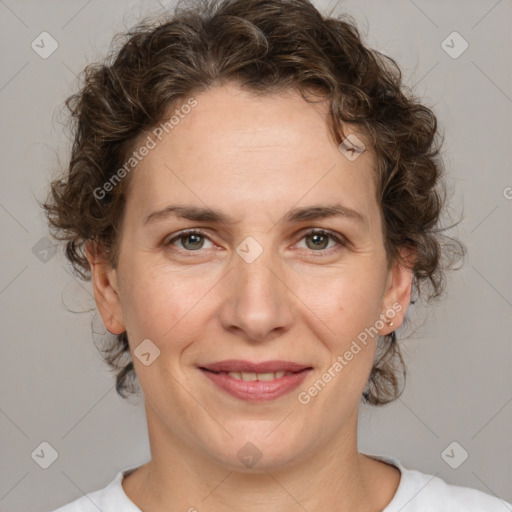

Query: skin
[87,82,414,511]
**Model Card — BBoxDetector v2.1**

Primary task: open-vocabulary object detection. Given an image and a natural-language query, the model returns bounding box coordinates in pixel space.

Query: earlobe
[86,241,126,335]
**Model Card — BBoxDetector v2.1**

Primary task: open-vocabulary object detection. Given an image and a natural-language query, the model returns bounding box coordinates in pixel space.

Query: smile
[199,366,312,401]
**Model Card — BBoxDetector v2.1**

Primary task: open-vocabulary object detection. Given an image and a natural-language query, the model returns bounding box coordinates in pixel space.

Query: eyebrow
[143,203,366,227]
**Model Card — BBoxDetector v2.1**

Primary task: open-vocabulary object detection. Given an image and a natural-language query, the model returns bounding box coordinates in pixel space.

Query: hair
[42,0,465,405]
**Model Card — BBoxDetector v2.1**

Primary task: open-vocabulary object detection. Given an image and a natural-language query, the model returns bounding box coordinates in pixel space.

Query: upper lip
[200,360,312,373]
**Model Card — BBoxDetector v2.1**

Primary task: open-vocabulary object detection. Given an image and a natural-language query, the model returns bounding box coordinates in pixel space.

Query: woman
[43,0,510,510]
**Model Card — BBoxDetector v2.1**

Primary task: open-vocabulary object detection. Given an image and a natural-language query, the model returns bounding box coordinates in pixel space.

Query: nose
[217,241,294,343]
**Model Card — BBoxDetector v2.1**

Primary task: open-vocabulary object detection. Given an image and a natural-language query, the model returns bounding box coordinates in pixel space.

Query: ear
[379,245,416,335]
[85,241,126,335]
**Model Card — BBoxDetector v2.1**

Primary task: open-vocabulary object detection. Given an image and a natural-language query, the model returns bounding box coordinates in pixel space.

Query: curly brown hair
[42,0,465,405]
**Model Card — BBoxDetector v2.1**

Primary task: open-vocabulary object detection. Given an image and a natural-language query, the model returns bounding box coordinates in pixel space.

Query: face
[88,82,413,471]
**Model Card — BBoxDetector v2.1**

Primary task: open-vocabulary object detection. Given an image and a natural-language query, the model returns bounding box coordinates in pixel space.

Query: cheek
[118,265,216,347]
[306,276,380,399]
[293,269,383,392]
[298,268,383,337]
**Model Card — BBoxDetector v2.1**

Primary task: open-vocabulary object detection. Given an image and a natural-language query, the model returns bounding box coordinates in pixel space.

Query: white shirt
[51,454,512,511]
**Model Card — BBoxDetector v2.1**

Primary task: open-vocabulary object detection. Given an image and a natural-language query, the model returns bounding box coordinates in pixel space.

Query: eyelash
[164,228,347,257]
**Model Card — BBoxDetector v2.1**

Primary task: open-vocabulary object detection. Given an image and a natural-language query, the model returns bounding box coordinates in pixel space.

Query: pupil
[308,233,327,250]
[184,234,203,250]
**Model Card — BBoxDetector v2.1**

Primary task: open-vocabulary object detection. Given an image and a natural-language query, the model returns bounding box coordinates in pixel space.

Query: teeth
[227,370,289,381]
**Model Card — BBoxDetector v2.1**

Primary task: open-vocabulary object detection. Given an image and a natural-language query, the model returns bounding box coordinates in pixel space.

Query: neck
[122,405,399,512]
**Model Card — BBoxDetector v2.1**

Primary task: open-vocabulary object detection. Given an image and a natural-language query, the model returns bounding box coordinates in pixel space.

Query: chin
[201,423,308,472]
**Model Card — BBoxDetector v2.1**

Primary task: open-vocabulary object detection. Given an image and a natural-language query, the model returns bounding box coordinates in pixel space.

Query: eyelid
[295,227,347,253]
[164,227,347,254]
[164,228,216,249]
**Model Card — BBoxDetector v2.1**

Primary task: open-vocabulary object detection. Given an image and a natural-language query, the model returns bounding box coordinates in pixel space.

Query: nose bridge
[219,234,293,340]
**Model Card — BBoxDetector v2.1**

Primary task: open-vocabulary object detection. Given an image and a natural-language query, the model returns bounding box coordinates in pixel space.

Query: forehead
[124,83,377,226]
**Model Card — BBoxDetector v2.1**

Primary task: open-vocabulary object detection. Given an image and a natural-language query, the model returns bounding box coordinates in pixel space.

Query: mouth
[200,359,312,374]
[198,360,313,401]
[201,368,303,381]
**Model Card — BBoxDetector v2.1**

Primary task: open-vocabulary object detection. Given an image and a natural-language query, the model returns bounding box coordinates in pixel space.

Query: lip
[200,359,311,373]
[200,368,312,401]
[199,360,313,402]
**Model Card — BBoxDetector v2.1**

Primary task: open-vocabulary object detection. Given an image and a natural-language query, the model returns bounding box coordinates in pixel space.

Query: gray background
[0,0,511,510]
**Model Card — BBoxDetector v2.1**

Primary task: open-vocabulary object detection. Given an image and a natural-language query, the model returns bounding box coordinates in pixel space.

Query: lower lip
[200,368,312,401]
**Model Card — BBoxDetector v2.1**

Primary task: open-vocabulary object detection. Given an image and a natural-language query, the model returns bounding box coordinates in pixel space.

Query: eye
[296,229,346,254]
[165,229,214,252]
[164,228,347,256]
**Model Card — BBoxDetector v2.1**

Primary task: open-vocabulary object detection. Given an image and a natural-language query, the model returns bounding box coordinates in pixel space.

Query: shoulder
[367,454,512,512]
[51,493,102,512]
[50,467,141,512]
[395,467,510,511]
